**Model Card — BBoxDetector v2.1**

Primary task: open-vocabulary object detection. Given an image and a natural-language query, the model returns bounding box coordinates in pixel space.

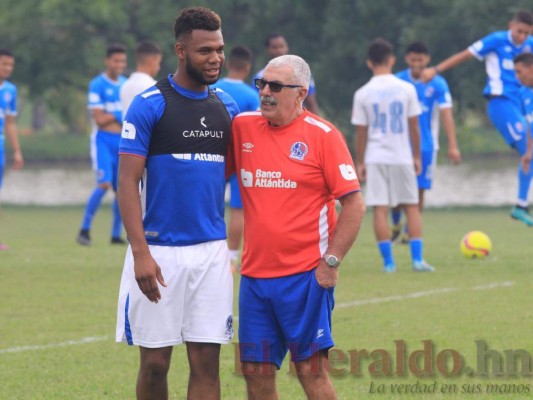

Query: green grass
[1,206,532,399]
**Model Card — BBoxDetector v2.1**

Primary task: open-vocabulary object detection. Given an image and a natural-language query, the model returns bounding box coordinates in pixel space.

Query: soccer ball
[460,231,492,259]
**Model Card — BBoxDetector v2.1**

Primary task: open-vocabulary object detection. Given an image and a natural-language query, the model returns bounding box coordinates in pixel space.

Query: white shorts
[116,240,234,348]
[365,163,418,207]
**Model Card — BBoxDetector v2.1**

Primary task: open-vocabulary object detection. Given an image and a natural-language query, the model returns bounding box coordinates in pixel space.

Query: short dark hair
[0,48,13,58]
[515,53,533,67]
[136,41,161,63]
[367,38,394,65]
[512,10,533,25]
[174,7,222,41]
[406,41,429,55]
[106,43,126,58]
[228,45,253,70]
[265,33,285,48]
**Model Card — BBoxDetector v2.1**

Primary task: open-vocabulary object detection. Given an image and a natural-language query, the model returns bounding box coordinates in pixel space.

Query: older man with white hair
[231,55,366,400]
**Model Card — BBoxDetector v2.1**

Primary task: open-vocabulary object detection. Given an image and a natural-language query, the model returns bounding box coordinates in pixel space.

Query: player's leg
[186,342,222,399]
[487,98,533,225]
[295,350,335,400]
[366,164,395,272]
[181,240,233,398]
[137,346,173,400]
[242,362,278,400]
[404,203,434,272]
[78,132,111,245]
[390,205,403,243]
[227,174,243,272]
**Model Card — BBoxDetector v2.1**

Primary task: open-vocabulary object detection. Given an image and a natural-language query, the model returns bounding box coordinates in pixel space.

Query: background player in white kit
[352,38,434,273]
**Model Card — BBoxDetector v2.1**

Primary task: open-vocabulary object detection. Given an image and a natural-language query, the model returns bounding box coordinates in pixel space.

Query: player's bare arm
[421,49,474,83]
[91,109,122,132]
[315,191,365,288]
[408,116,422,174]
[355,125,368,181]
[5,115,23,170]
[117,154,166,303]
[440,107,461,164]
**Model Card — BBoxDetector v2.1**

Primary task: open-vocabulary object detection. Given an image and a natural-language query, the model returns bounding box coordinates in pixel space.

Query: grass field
[1,205,532,399]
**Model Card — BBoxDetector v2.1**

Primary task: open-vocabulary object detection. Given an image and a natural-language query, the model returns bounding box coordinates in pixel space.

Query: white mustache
[261,95,277,106]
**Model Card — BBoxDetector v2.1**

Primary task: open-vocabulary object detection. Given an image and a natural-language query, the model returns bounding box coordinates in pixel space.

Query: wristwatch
[323,254,341,268]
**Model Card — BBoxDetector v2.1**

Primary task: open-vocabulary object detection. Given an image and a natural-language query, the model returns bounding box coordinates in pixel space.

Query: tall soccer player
[0,49,23,251]
[421,10,533,226]
[116,7,239,400]
[352,38,434,273]
[392,41,461,243]
[77,44,127,246]
[211,45,259,273]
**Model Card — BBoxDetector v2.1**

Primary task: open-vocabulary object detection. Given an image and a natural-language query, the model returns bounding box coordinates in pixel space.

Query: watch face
[326,255,340,267]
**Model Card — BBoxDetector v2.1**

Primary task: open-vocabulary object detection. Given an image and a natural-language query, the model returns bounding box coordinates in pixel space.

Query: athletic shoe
[77,229,91,246]
[111,237,127,245]
[0,243,9,251]
[510,206,533,227]
[383,263,396,273]
[391,223,402,243]
[412,260,435,272]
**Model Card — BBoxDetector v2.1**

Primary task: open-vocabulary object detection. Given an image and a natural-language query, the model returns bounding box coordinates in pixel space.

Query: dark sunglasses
[254,78,302,93]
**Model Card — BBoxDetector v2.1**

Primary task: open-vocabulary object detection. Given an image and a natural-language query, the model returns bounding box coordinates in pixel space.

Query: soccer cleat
[77,229,91,246]
[383,263,396,273]
[111,237,127,245]
[391,224,402,243]
[510,206,533,227]
[412,260,435,272]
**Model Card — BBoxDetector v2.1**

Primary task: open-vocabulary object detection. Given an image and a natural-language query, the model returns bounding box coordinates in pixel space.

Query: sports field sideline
[0,205,532,399]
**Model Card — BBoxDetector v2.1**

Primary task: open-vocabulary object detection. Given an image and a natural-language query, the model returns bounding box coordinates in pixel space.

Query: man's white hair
[267,55,311,90]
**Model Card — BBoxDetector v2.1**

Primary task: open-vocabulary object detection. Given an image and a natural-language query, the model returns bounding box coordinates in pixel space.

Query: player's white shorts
[365,163,418,207]
[116,240,234,348]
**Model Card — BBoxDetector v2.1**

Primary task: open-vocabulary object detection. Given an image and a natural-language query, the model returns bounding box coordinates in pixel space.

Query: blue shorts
[487,97,528,156]
[417,150,434,190]
[91,131,120,190]
[239,269,335,369]
[229,173,242,209]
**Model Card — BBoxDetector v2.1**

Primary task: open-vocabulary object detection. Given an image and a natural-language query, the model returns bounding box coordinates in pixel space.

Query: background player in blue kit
[0,49,23,251]
[514,53,533,174]
[422,10,533,226]
[116,7,239,400]
[392,42,461,242]
[251,33,320,115]
[77,44,127,246]
[211,45,259,272]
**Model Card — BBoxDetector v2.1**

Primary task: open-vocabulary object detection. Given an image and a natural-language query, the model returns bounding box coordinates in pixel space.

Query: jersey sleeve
[87,78,104,110]
[468,32,499,61]
[119,95,158,157]
[436,77,453,109]
[351,90,367,126]
[406,84,422,117]
[321,127,361,198]
[214,90,240,119]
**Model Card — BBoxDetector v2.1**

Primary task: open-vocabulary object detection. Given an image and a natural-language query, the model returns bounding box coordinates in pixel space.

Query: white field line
[0,281,515,355]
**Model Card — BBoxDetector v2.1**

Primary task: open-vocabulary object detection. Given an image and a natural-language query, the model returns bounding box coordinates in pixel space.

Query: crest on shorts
[289,142,309,161]
[225,315,234,339]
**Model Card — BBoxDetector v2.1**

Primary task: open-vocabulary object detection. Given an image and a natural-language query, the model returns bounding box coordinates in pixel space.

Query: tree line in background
[0,0,531,137]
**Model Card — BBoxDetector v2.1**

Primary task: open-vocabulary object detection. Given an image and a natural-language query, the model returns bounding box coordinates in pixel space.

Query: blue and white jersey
[0,80,17,148]
[211,78,259,112]
[88,73,127,131]
[396,69,452,152]
[251,67,316,96]
[520,86,533,135]
[468,31,533,103]
[120,75,239,246]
